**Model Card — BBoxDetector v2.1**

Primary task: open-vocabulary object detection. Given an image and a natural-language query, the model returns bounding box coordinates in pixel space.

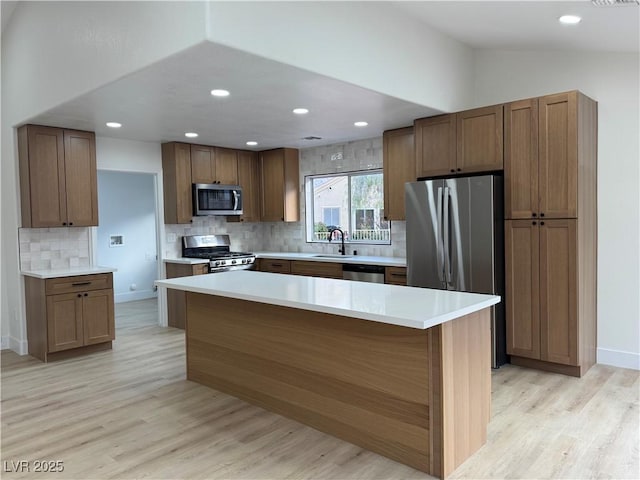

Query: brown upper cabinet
[383,127,415,221]
[229,150,261,222]
[505,91,594,219]
[162,142,193,224]
[415,105,503,178]
[190,145,239,185]
[18,125,98,228]
[260,148,300,222]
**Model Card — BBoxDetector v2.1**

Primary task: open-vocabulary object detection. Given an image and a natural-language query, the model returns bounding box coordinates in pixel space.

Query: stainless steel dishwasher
[342,264,385,283]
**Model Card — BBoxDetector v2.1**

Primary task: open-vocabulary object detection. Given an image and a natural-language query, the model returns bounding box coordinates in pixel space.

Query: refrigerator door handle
[436,187,444,283]
[443,187,452,286]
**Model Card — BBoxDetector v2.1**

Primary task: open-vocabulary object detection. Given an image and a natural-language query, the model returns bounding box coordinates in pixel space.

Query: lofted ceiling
[24,1,639,151]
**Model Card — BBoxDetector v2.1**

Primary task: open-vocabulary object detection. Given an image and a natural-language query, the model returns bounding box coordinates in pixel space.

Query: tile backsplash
[20,136,407,273]
[19,227,91,271]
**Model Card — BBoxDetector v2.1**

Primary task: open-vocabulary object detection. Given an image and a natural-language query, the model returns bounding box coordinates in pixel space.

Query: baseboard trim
[597,348,640,370]
[1,336,28,355]
[115,290,157,304]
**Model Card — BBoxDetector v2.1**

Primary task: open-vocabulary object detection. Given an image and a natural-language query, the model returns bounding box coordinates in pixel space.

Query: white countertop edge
[255,252,407,267]
[154,278,499,330]
[21,266,117,279]
[163,258,210,265]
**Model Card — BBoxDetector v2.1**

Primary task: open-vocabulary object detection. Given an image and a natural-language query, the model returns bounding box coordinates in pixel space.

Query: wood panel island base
[156,271,499,478]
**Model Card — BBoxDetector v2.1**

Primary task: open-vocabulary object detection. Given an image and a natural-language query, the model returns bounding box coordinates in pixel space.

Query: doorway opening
[95,170,161,329]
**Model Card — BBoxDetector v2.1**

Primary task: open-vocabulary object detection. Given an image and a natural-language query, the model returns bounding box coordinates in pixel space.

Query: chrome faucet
[328,227,346,255]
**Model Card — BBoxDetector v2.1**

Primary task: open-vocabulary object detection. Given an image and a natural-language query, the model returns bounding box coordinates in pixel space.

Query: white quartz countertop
[155,270,499,330]
[21,266,117,279]
[255,252,407,267]
[163,257,210,265]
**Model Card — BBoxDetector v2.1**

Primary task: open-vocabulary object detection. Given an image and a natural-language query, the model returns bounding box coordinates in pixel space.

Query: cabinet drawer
[192,263,210,275]
[46,273,113,295]
[291,261,343,279]
[385,267,407,285]
[259,259,291,274]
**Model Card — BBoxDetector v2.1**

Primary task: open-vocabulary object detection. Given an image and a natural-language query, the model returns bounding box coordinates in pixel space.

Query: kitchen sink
[313,254,353,259]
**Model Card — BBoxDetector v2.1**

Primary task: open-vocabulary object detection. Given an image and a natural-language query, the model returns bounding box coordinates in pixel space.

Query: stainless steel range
[181,235,255,273]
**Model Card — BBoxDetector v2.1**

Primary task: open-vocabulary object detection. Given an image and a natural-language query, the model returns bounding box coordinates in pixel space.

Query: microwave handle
[232,190,239,211]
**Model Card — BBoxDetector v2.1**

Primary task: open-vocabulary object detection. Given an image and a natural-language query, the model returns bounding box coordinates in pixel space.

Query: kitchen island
[155,271,500,478]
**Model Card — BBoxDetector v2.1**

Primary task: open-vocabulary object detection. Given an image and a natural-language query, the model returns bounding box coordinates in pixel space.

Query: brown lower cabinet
[166,262,209,329]
[505,219,595,377]
[385,266,407,286]
[24,273,115,362]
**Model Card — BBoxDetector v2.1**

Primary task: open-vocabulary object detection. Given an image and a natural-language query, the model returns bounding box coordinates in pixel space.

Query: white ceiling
[24,1,639,151]
[393,1,639,53]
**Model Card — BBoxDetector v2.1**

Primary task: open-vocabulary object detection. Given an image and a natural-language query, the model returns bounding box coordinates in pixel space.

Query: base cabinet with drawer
[24,273,115,362]
[385,266,407,286]
[166,262,209,329]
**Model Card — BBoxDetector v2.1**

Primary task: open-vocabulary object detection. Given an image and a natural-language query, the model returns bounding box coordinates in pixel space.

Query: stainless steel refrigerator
[405,174,506,367]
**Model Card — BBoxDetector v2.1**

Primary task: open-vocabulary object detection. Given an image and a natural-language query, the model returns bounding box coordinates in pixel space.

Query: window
[306,170,390,244]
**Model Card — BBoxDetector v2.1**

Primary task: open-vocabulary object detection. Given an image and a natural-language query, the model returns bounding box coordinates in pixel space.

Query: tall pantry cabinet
[504,91,597,377]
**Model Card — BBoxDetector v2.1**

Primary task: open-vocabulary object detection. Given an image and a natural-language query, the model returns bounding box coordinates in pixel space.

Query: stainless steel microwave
[192,184,243,216]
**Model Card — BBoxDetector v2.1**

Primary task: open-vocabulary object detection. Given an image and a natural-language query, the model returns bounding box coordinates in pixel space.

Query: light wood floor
[1,299,638,479]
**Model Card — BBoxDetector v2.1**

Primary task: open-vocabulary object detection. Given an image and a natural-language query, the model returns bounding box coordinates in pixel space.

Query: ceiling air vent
[591,0,638,6]
[302,136,322,141]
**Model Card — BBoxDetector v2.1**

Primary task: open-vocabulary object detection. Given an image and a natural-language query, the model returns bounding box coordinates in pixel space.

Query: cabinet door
[64,130,98,226]
[25,126,67,227]
[505,99,539,219]
[258,259,291,274]
[260,150,285,221]
[383,127,414,221]
[191,145,214,184]
[214,148,239,184]
[414,115,456,178]
[505,220,540,360]
[236,150,260,222]
[47,293,83,352]
[539,92,578,219]
[456,105,504,173]
[162,143,193,224]
[540,219,578,366]
[83,289,115,345]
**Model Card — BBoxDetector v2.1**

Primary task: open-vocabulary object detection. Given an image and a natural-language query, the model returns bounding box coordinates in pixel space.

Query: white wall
[97,171,157,303]
[472,50,640,370]
[206,1,474,112]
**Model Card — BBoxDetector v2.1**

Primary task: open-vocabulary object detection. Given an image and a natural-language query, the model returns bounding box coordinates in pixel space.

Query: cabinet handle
[271,263,283,267]
[540,221,545,226]
[532,221,537,225]
[540,213,545,217]
[450,169,455,173]
[390,273,407,277]
[84,293,88,297]
[62,222,67,226]
[532,212,537,217]
[69,222,74,226]
[457,168,461,172]
[72,281,91,286]
[77,294,82,298]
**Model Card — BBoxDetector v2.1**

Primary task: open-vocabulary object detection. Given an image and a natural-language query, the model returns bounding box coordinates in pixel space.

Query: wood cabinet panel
[260,148,299,222]
[414,114,456,178]
[456,105,504,173]
[539,92,578,218]
[45,273,112,295]
[83,289,115,345]
[257,259,292,274]
[190,145,214,184]
[505,99,539,219]
[385,267,407,286]
[540,219,578,366]
[290,261,342,279]
[214,147,239,185]
[162,142,193,224]
[383,127,414,221]
[233,150,260,222]
[505,220,540,360]
[64,130,98,226]
[47,293,83,352]
[165,262,208,329]
[18,125,98,228]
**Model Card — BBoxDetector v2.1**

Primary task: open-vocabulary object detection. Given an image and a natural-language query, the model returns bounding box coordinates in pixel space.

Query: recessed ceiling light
[185,132,199,138]
[106,122,122,128]
[559,15,581,24]
[354,121,368,127]
[211,89,230,97]
[293,108,309,115]
[246,141,258,146]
